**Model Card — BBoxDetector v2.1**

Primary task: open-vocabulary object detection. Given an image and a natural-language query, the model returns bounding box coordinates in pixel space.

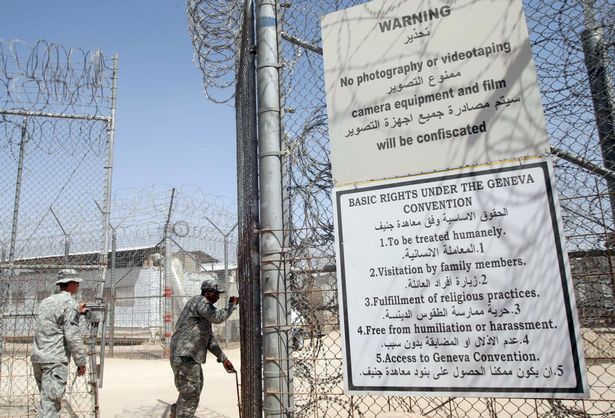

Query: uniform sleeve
[207,332,226,362]
[196,300,237,362]
[63,303,87,367]
[196,300,236,324]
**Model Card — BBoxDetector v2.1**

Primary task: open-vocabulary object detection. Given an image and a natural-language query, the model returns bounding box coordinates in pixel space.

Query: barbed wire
[0,40,114,264]
[0,39,114,116]
[0,39,116,416]
[186,0,244,104]
[112,185,237,228]
[0,184,239,264]
[111,185,238,263]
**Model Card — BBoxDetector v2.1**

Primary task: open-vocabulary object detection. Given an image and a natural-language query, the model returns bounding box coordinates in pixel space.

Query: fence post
[98,54,119,299]
[109,228,117,356]
[163,188,176,359]
[580,0,615,226]
[235,0,263,414]
[8,120,28,265]
[49,207,71,265]
[0,118,27,396]
[256,0,293,415]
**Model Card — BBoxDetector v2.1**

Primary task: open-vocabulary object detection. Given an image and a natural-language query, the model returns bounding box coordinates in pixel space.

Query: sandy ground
[98,346,241,418]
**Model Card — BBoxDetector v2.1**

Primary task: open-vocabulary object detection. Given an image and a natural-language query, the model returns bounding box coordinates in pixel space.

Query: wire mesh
[234,0,263,415]
[104,186,240,360]
[190,0,615,416]
[0,39,115,417]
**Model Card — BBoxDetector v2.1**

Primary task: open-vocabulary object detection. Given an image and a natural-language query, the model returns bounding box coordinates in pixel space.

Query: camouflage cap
[201,279,225,293]
[55,269,83,285]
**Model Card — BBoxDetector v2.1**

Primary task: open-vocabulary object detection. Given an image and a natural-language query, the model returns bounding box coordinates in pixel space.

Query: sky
[0,0,238,201]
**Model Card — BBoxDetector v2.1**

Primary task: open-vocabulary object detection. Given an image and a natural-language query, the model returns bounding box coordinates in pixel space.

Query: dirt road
[99,346,241,418]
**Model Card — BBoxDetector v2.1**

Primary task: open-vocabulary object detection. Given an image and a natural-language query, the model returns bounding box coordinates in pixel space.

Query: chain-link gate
[0,40,117,417]
[0,39,241,416]
[104,186,240,361]
[189,0,615,416]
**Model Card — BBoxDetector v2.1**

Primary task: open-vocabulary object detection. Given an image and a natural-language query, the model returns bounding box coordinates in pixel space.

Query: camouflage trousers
[31,362,68,418]
[170,356,204,418]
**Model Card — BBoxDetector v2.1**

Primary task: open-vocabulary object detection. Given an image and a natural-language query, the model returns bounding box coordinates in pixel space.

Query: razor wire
[0,39,112,116]
[110,185,238,260]
[187,0,246,103]
[0,39,115,417]
[190,0,615,416]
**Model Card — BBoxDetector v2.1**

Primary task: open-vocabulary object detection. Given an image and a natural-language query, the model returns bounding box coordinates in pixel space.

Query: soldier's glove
[77,365,86,376]
[223,359,236,373]
[78,302,89,315]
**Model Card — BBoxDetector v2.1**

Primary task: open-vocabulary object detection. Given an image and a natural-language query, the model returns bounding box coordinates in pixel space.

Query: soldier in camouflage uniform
[31,269,87,418]
[169,279,238,418]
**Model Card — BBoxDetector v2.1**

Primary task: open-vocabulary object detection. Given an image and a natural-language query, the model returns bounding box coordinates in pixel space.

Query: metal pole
[109,229,117,356]
[551,145,615,183]
[64,236,70,265]
[223,223,238,345]
[581,0,615,226]
[163,188,176,359]
[256,0,292,415]
[163,224,173,358]
[98,316,107,389]
[0,108,111,122]
[90,54,118,418]
[234,371,242,417]
[98,54,119,300]
[238,1,262,414]
[49,207,70,266]
[1,119,28,394]
[224,236,229,286]
[8,121,28,264]
[223,235,230,346]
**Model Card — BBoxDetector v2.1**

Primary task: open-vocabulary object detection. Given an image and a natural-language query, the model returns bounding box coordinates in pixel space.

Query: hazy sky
[1,0,237,200]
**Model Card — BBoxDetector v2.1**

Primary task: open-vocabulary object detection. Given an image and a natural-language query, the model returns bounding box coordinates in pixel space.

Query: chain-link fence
[103,186,240,361]
[234,1,263,415]
[189,0,615,416]
[0,39,117,417]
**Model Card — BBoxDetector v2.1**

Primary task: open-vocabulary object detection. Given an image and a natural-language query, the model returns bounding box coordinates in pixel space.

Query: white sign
[334,159,588,398]
[322,0,550,185]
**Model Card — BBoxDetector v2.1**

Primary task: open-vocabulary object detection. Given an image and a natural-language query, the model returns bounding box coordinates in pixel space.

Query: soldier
[31,269,87,418]
[170,279,239,418]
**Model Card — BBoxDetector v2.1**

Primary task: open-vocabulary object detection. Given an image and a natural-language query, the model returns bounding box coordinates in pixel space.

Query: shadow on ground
[109,399,231,418]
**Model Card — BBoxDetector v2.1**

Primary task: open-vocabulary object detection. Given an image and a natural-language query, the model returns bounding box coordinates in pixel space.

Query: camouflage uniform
[170,294,236,418]
[31,291,86,418]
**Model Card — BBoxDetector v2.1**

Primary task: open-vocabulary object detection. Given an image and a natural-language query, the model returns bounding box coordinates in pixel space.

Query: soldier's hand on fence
[78,302,89,315]
[77,365,86,376]
[223,359,236,373]
[229,296,239,306]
